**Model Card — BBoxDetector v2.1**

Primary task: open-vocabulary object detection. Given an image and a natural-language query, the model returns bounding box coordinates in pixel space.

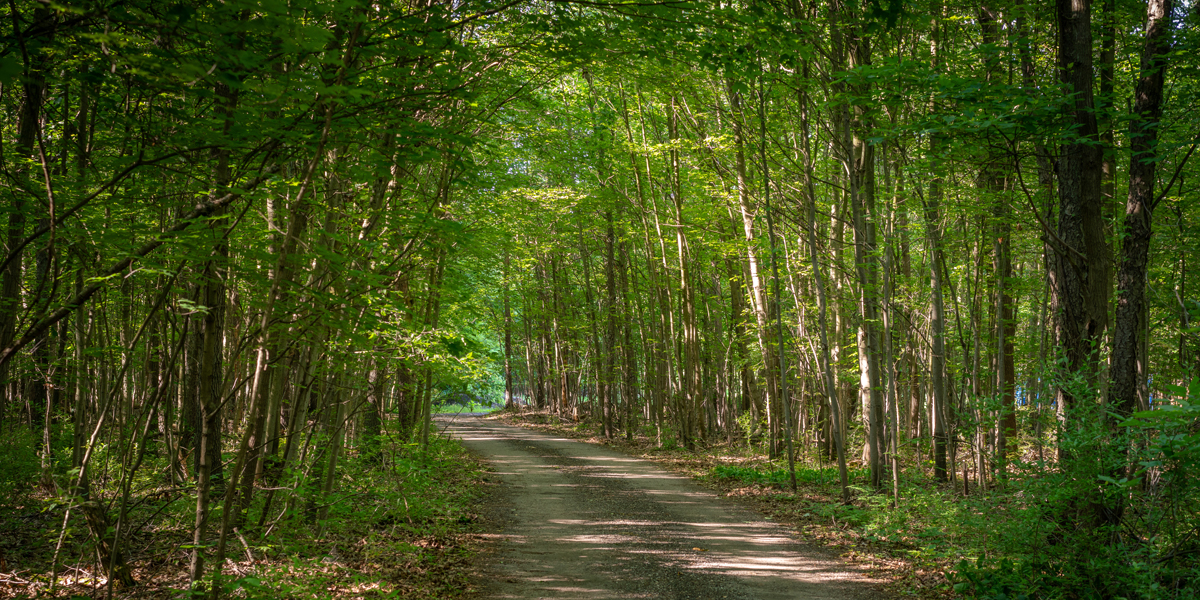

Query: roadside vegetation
[0,429,491,599]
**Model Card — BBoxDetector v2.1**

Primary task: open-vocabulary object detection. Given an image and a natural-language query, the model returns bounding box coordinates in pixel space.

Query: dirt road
[442,415,882,600]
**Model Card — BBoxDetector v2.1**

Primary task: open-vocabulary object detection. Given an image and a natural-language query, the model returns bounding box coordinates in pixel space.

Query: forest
[1,0,1198,597]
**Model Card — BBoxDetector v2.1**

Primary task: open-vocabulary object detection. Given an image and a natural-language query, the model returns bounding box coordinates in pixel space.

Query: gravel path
[442,415,883,600]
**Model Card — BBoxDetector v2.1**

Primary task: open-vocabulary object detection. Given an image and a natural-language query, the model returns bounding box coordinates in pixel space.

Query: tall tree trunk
[620,236,638,441]
[925,157,950,483]
[1,7,55,430]
[504,249,514,408]
[756,73,798,490]
[728,81,778,452]
[669,95,699,450]
[420,253,445,447]
[879,142,903,505]
[1099,1,1118,400]
[844,27,885,490]
[577,220,604,424]
[925,0,951,483]
[1053,0,1109,450]
[1110,0,1175,422]
[188,76,236,587]
[797,54,851,501]
[604,208,618,438]
[980,3,1017,478]
[621,83,671,441]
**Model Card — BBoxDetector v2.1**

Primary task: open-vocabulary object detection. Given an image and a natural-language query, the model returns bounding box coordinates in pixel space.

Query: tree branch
[0,166,278,369]
[1151,142,1198,210]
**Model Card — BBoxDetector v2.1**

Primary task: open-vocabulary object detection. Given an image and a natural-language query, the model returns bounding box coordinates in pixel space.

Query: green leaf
[0,59,22,86]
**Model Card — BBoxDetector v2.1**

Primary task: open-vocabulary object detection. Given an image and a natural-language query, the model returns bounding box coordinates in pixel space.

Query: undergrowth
[711,464,869,487]
[0,429,490,599]
[233,436,488,600]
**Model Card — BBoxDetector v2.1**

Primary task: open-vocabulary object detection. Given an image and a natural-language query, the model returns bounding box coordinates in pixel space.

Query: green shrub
[0,429,40,505]
[954,378,1200,599]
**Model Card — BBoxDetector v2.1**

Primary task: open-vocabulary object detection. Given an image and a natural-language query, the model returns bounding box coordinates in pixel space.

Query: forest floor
[0,432,495,600]
[444,411,903,600]
[471,408,957,600]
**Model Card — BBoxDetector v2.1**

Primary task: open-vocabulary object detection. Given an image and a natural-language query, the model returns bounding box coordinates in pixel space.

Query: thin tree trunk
[0,7,55,429]
[504,249,514,408]
[791,50,852,500]
[620,236,638,440]
[756,73,798,491]
[926,1,950,482]
[728,80,778,453]
[669,95,699,450]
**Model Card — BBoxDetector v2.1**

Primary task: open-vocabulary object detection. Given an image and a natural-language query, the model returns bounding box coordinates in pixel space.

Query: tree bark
[1110,0,1174,422]
[1053,0,1109,444]
[842,23,885,489]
